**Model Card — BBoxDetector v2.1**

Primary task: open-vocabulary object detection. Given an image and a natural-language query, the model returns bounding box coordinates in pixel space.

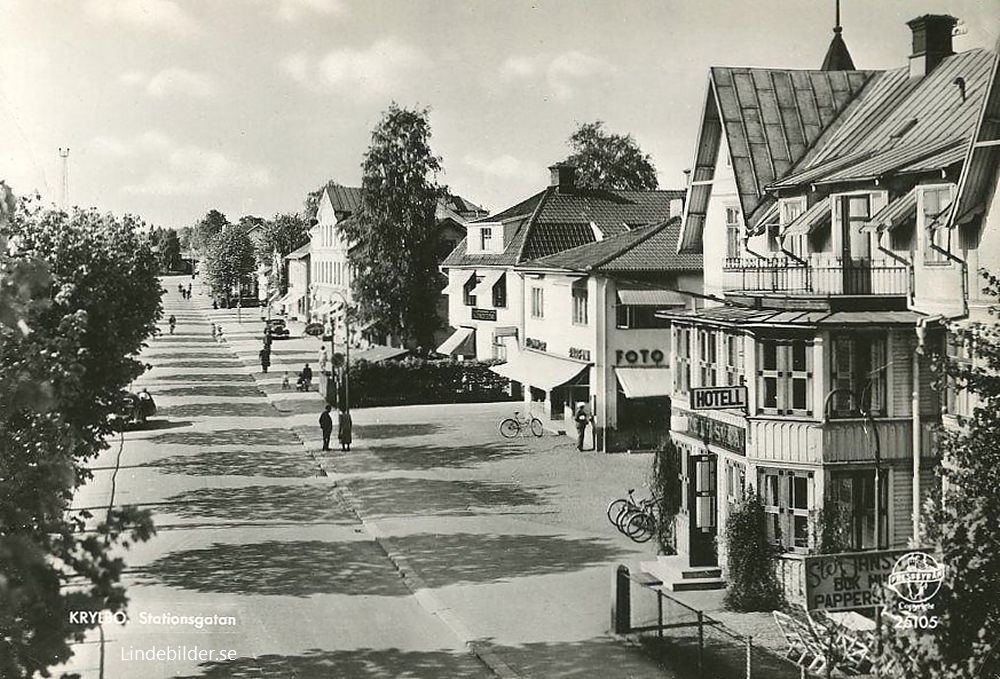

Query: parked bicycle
[498,410,544,438]
[607,488,658,543]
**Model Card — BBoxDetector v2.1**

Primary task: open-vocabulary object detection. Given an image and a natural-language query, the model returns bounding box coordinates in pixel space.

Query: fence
[614,566,811,679]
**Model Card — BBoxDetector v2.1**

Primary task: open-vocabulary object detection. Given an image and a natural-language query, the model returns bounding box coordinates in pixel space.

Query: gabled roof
[445,184,681,268]
[953,46,1000,226]
[441,193,488,219]
[678,67,876,252]
[325,185,363,216]
[285,243,310,260]
[524,218,702,273]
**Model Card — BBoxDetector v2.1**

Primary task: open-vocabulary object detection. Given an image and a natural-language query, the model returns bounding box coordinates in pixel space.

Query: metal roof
[953,48,1000,226]
[661,305,928,328]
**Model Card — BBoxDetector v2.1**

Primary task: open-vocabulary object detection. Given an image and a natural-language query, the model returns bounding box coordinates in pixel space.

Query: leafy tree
[341,103,446,349]
[190,209,229,255]
[204,225,255,306]
[724,491,784,612]
[879,270,1000,678]
[258,213,310,296]
[1,196,158,678]
[564,120,659,191]
[150,227,183,273]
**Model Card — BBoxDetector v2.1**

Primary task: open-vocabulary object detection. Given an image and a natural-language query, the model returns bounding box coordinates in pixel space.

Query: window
[760,468,814,552]
[726,206,741,260]
[922,185,954,264]
[616,306,671,329]
[829,334,887,418]
[780,198,807,256]
[492,274,507,308]
[723,333,745,386]
[675,326,691,394]
[697,330,718,387]
[945,332,972,419]
[572,285,588,325]
[493,334,507,361]
[725,460,746,509]
[463,275,479,307]
[829,470,889,550]
[531,286,544,318]
[479,227,494,252]
[757,338,812,416]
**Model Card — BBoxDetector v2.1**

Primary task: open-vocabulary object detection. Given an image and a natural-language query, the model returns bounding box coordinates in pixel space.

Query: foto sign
[804,548,937,612]
[690,386,747,412]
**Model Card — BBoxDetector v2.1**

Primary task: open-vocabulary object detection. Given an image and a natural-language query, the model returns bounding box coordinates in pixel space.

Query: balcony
[749,417,938,465]
[723,256,910,297]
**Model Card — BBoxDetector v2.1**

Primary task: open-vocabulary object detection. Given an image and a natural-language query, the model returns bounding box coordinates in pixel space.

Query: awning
[863,187,917,233]
[615,367,672,398]
[275,291,303,306]
[494,326,518,338]
[490,350,590,391]
[446,270,476,296]
[748,201,780,237]
[617,285,687,307]
[782,196,831,237]
[471,270,504,298]
[436,327,476,356]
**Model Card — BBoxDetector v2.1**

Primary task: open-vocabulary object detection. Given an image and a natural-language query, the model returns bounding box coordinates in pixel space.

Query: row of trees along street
[0,182,160,678]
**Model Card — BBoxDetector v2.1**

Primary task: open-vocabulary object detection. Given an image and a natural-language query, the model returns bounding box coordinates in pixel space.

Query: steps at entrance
[640,556,726,592]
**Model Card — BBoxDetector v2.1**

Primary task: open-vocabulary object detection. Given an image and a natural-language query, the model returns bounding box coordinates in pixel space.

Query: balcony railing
[723,256,910,296]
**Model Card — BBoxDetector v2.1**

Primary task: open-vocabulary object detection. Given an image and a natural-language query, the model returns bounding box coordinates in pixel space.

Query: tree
[258,213,310,296]
[723,491,784,612]
[150,227,183,273]
[204,225,255,306]
[341,103,446,349]
[190,209,229,255]
[304,180,340,222]
[1,196,158,678]
[879,270,1000,678]
[564,121,659,191]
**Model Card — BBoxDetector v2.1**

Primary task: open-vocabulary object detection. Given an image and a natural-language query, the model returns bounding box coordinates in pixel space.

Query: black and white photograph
[2,1,1000,677]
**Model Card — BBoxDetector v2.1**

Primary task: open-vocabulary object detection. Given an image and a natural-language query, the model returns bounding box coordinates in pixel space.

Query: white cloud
[464,153,540,181]
[271,0,346,21]
[91,132,271,196]
[497,50,616,99]
[120,68,215,98]
[283,38,430,98]
[83,0,197,35]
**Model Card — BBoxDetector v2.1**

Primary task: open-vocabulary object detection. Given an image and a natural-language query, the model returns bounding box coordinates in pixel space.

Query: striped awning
[863,188,917,233]
[782,196,831,237]
[436,327,475,356]
[471,270,504,298]
[490,350,590,391]
[615,368,672,398]
[616,286,688,307]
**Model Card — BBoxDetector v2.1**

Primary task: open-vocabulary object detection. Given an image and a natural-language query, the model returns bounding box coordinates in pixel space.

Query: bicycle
[607,488,659,543]
[498,410,544,438]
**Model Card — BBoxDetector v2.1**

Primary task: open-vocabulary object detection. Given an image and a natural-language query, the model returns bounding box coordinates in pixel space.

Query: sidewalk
[201,298,682,678]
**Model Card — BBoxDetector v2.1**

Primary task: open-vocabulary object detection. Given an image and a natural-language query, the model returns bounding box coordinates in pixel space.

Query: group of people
[177,282,192,300]
[319,404,352,452]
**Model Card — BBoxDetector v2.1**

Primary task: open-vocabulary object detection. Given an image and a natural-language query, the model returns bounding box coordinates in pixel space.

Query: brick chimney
[907,14,957,78]
[548,163,577,193]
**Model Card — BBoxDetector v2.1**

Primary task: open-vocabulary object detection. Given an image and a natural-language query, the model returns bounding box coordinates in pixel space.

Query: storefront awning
[490,350,590,391]
[494,326,518,338]
[782,196,831,237]
[615,367,672,398]
[471,270,504,298]
[616,286,687,307]
[436,326,476,356]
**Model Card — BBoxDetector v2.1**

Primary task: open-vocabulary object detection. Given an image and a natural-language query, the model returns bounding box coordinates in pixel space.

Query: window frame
[463,275,480,307]
[530,286,545,319]
[725,205,742,260]
[944,331,973,419]
[479,226,494,252]
[492,273,507,309]
[829,333,888,418]
[756,338,813,417]
[674,326,691,395]
[572,283,589,326]
[921,184,955,265]
[759,467,814,553]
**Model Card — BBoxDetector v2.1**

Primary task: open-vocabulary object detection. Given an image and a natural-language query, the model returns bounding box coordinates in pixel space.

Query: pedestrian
[259,347,271,373]
[212,299,218,310]
[319,405,333,451]
[187,282,192,297]
[318,346,329,374]
[297,364,313,391]
[573,404,590,451]
[282,371,290,390]
[211,324,217,340]
[338,407,353,452]
[168,314,176,334]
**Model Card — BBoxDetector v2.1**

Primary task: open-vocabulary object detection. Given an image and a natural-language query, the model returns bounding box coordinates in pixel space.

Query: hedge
[345,358,519,408]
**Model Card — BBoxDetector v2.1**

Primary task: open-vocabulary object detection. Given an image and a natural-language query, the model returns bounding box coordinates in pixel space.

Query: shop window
[759,468,814,552]
[697,330,718,388]
[492,274,507,308]
[723,333,745,387]
[572,284,588,325]
[944,332,972,419]
[757,338,812,416]
[829,470,889,550]
[726,206,741,260]
[531,286,544,318]
[830,334,887,418]
[675,326,691,394]
[922,185,954,265]
[463,275,480,307]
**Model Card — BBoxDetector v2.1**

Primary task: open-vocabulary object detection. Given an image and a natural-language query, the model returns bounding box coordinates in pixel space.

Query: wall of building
[445,266,523,360]
[702,134,740,300]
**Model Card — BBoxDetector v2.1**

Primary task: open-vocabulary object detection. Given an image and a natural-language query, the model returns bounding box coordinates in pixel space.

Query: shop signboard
[804,548,942,612]
[690,385,748,412]
[472,308,497,321]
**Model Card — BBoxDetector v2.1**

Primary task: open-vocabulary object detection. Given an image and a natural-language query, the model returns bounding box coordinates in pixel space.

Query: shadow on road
[389,532,625,586]
[154,384,264,398]
[157,402,278,418]
[139,540,409,597]
[125,419,194,432]
[148,428,292,447]
[143,448,313,478]
[352,422,442,439]
[344,477,549,518]
[152,360,244,369]
[153,373,255,383]
[171,647,490,678]
[160,484,351,522]
[335,441,528,472]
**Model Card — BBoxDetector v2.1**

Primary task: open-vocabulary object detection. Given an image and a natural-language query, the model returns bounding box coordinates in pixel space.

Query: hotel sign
[690,386,748,412]
[471,308,497,321]
[682,411,746,455]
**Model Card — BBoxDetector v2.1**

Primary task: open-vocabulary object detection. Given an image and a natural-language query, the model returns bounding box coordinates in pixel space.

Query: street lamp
[329,289,350,414]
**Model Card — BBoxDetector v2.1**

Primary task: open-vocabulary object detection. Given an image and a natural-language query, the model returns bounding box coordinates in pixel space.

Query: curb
[199,303,525,679]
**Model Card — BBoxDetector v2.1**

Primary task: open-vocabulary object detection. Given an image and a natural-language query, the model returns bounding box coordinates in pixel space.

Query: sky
[1,0,998,229]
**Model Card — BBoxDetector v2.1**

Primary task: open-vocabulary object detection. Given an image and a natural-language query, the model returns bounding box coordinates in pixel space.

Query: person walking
[573,404,590,452]
[318,346,329,374]
[168,314,176,335]
[338,408,353,452]
[319,405,333,452]
[259,347,271,373]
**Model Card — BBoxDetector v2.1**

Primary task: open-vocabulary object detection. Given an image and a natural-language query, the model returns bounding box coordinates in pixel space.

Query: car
[265,318,291,339]
[109,389,157,430]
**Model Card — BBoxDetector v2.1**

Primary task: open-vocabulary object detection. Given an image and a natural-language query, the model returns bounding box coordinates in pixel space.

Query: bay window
[829,334,887,418]
[757,338,812,416]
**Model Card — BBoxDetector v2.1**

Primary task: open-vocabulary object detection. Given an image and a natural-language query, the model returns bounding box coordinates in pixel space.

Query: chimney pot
[548,163,577,193]
[907,14,958,78]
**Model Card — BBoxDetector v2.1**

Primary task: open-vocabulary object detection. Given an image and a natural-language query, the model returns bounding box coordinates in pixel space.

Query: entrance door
[689,453,718,567]
[840,195,873,294]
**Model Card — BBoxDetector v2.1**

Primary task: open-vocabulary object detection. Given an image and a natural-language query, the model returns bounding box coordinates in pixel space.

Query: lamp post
[329,289,350,414]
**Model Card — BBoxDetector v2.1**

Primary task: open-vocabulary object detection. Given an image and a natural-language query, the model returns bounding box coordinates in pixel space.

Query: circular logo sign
[887,552,946,604]
[304,322,324,337]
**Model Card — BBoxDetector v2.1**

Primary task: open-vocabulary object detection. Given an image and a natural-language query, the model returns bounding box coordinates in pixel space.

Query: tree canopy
[564,120,659,191]
[204,225,255,305]
[341,103,445,350]
[1,196,158,678]
[150,226,183,273]
[190,208,229,255]
[258,213,310,296]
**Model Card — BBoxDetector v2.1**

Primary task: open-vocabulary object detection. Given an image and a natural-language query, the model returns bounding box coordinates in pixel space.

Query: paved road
[58,276,673,678]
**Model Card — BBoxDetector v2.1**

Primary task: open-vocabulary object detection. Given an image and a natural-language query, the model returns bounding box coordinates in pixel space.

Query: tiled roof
[521,222,596,261]
[326,185,363,216]
[443,193,487,218]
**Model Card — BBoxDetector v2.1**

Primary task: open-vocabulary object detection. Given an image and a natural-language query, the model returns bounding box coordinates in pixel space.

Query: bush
[649,437,682,554]
[347,358,518,408]
[724,491,784,612]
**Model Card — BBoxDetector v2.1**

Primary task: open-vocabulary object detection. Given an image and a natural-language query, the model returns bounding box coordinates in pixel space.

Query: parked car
[110,389,157,430]
[266,318,291,339]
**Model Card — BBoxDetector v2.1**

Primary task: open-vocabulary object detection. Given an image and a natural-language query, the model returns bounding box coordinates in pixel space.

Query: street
[58,276,672,679]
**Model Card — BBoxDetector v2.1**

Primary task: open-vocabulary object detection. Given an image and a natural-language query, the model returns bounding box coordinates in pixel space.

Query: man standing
[338,407,353,452]
[259,347,270,373]
[319,405,333,452]
[573,404,590,452]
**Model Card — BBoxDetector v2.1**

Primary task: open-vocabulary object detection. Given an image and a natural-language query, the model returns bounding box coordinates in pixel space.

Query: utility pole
[58,147,70,210]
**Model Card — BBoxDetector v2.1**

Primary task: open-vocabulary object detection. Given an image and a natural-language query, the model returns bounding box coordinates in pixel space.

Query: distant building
[279,242,310,320]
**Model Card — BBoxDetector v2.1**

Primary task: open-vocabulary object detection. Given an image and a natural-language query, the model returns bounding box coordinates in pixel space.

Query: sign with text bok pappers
[689,386,748,413]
